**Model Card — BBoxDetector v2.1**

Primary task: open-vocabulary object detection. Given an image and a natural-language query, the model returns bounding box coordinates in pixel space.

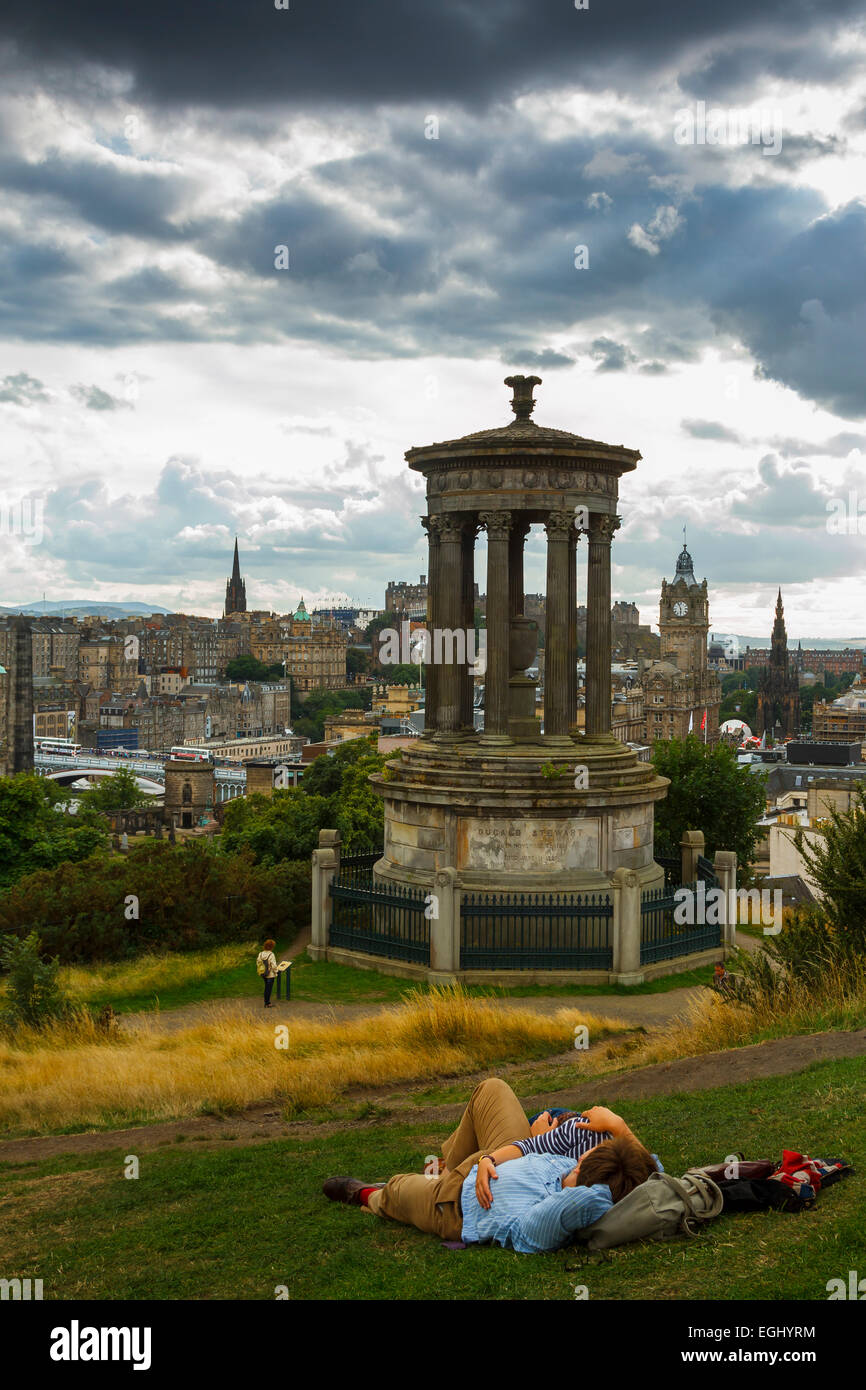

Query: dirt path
[4,1027,863,1166]
[119,983,702,1035]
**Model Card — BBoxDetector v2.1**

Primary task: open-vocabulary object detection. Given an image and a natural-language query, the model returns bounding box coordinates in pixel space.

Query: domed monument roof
[405,376,641,472]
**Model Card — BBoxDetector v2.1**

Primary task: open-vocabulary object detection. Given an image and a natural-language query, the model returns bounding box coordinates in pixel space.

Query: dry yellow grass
[0,984,629,1135]
[630,960,866,1070]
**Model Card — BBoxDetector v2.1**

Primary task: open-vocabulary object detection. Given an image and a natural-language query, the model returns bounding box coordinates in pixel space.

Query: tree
[793,783,866,956]
[224,656,284,682]
[292,687,371,743]
[719,688,758,725]
[380,664,420,686]
[78,767,152,813]
[0,774,108,892]
[651,736,767,881]
[299,734,380,798]
[219,790,332,864]
[346,647,369,681]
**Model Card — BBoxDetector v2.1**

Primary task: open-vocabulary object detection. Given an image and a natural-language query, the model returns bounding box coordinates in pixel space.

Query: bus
[169,746,213,762]
[35,738,83,757]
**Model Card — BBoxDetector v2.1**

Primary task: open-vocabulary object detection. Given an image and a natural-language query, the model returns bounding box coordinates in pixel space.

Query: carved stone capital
[590,514,622,544]
[480,510,512,542]
[438,516,467,544]
[544,509,574,540]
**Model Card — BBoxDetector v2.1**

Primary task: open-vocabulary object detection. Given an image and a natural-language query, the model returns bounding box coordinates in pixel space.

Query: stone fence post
[680,829,705,885]
[428,866,460,981]
[309,829,341,961]
[713,849,738,950]
[612,867,642,984]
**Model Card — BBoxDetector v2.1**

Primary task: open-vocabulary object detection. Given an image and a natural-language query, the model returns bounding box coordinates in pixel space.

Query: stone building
[250,600,348,691]
[31,621,80,679]
[756,591,801,739]
[812,674,866,742]
[640,542,721,743]
[163,759,215,829]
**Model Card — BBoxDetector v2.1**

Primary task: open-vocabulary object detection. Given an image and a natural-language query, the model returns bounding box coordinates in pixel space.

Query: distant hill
[0,601,173,618]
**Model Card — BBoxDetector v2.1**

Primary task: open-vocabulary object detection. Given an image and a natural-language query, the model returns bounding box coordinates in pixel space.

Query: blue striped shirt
[513,1116,613,1161]
[460,1153,613,1254]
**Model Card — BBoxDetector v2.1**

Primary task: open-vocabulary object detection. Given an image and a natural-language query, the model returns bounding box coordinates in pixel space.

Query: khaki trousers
[367,1078,531,1239]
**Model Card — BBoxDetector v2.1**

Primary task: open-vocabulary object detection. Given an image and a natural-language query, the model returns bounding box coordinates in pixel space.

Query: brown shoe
[322,1176,381,1205]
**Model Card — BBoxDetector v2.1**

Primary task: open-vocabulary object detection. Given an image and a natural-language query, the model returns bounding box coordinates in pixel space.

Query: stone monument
[369,376,669,896]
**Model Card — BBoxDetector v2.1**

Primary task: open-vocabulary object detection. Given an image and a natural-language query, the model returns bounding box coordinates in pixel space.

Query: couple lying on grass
[324,1078,661,1253]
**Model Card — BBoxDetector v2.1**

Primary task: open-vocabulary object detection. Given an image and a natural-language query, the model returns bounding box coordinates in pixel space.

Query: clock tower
[659,541,709,674]
[641,537,721,744]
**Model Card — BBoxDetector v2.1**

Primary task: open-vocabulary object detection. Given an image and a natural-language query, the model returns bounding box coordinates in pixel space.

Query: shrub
[0,843,312,965]
[0,931,70,1029]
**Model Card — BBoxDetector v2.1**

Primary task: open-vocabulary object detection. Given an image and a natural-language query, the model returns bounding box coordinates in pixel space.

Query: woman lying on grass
[323,1077,661,1253]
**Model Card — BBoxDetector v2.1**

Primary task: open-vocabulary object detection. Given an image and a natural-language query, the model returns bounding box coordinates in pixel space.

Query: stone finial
[504,374,542,420]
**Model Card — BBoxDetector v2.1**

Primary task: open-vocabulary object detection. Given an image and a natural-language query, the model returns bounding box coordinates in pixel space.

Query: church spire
[224,536,247,616]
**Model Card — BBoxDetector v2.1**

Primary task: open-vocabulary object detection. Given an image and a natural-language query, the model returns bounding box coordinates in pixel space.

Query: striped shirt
[460,1153,613,1254]
[513,1116,613,1161]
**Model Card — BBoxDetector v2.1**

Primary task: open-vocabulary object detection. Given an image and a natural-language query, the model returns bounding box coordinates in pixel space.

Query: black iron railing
[696,853,720,889]
[655,854,681,889]
[640,882,722,964]
[460,891,613,970]
[329,859,429,965]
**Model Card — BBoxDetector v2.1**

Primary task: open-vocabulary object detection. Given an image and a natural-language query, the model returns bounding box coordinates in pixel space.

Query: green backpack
[576,1171,724,1251]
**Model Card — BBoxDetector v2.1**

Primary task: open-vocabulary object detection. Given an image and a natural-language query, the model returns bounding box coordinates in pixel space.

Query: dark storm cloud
[1,0,862,108]
[0,5,862,421]
[500,348,574,369]
[711,201,866,419]
[0,154,195,240]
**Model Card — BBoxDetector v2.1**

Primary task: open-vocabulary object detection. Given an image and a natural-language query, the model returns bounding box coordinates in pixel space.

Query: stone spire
[758,589,800,738]
[224,537,247,616]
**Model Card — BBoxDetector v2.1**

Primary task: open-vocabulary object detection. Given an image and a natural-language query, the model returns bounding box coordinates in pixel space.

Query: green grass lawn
[2,1055,861,1301]
[42,944,716,1016]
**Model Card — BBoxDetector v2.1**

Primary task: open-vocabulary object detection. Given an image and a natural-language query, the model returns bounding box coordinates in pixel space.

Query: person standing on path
[257,939,278,1008]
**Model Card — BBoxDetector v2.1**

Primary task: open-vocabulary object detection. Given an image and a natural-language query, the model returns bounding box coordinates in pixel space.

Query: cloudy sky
[1,0,865,637]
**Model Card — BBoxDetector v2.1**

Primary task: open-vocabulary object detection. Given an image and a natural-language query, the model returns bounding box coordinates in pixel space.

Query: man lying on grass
[323,1078,660,1253]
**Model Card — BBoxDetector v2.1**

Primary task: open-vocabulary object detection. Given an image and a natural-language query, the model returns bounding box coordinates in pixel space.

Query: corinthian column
[421,516,440,736]
[586,513,620,738]
[568,526,578,728]
[544,510,573,739]
[460,517,478,733]
[434,516,467,738]
[479,510,512,741]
